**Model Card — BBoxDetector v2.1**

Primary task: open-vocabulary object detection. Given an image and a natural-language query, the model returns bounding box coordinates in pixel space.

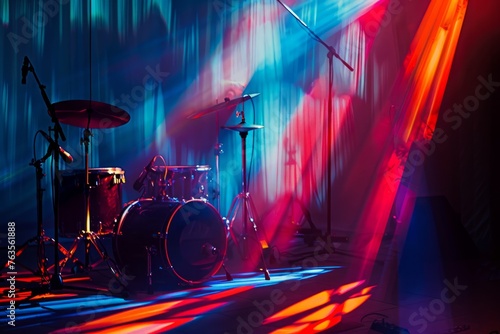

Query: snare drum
[143,165,211,201]
[59,167,125,236]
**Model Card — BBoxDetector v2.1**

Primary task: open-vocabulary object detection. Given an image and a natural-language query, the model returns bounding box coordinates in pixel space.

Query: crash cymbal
[51,100,130,129]
[188,93,260,119]
[222,122,264,132]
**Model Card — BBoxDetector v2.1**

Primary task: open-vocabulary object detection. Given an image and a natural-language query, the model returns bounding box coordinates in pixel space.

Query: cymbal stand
[214,142,223,212]
[213,103,224,212]
[60,126,121,280]
[225,113,270,280]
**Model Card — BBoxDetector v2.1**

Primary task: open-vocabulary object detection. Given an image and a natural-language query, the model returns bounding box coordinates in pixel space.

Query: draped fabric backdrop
[2,0,499,278]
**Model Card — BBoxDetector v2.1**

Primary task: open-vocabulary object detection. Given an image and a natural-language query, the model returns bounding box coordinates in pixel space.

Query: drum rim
[151,165,211,172]
[61,167,125,174]
[114,198,226,286]
[164,199,226,284]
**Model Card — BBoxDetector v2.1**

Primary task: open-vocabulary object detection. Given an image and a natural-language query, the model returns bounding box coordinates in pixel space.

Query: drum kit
[11,79,270,292]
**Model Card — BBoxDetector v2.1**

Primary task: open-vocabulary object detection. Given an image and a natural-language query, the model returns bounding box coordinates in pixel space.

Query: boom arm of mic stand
[275,0,354,72]
[24,57,67,141]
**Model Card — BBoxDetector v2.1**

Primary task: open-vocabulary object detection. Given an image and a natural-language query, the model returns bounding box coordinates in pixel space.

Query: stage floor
[1,232,499,333]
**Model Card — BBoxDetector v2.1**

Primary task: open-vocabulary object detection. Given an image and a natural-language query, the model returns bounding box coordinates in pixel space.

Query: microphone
[133,157,156,191]
[21,56,29,84]
[39,130,73,164]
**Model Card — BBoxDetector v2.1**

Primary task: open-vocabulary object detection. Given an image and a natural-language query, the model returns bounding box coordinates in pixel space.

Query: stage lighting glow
[341,0,468,280]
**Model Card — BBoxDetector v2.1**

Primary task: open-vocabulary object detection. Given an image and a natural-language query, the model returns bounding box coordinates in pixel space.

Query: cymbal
[51,100,130,129]
[222,122,264,132]
[188,93,260,119]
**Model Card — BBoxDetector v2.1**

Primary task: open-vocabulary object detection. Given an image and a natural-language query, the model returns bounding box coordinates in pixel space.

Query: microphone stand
[276,1,353,244]
[24,57,66,289]
[31,147,53,279]
[1,146,53,280]
[16,58,120,305]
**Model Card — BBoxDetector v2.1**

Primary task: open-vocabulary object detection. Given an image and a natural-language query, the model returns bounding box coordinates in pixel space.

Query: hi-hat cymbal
[222,122,264,132]
[188,93,260,119]
[51,100,130,129]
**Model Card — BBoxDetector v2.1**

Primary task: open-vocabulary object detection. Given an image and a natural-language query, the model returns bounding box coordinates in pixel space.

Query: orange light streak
[334,280,365,295]
[342,294,371,313]
[265,280,375,333]
[263,289,333,324]
[296,304,339,323]
[349,0,468,281]
[66,300,183,332]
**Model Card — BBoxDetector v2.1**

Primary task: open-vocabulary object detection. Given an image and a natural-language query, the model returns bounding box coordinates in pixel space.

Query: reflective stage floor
[1,232,499,333]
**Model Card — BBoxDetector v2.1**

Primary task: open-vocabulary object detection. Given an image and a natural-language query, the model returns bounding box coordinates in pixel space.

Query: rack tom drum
[143,165,211,201]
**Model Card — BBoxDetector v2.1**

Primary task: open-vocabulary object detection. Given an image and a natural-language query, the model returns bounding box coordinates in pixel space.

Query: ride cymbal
[222,122,264,132]
[51,100,130,129]
[188,93,260,119]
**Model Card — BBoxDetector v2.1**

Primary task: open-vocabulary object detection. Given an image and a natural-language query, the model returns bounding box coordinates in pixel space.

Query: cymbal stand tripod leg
[244,192,270,280]
[226,129,270,280]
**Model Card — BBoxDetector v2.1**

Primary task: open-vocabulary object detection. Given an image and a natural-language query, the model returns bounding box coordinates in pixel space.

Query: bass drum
[113,199,226,286]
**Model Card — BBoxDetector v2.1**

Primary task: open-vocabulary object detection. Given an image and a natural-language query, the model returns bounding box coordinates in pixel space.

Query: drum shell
[143,165,211,201]
[59,168,125,236]
[113,199,226,286]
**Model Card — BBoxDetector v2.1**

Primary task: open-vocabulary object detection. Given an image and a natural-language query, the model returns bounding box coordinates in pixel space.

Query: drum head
[166,200,226,284]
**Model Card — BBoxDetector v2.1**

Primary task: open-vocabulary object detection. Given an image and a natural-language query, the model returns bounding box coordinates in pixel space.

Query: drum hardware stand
[60,127,122,281]
[213,99,224,212]
[57,0,120,277]
[188,94,259,212]
[146,246,154,294]
[214,142,223,212]
[276,0,352,246]
[223,111,270,280]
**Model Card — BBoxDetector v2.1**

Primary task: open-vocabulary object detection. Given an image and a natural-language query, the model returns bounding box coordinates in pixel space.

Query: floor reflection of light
[6,266,353,333]
[264,279,376,333]
[206,267,336,290]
